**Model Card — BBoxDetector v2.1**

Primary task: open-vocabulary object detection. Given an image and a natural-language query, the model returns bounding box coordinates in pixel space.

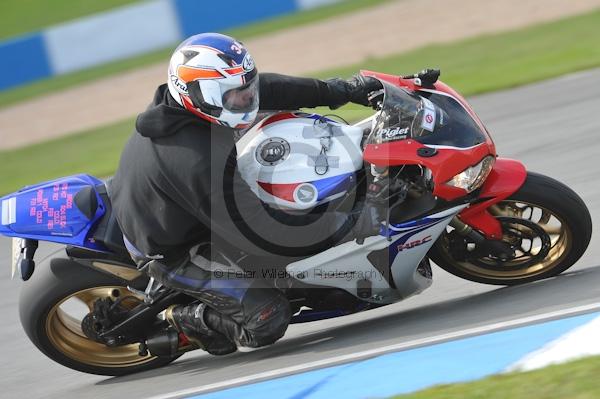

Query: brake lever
[401,69,441,87]
[367,89,385,110]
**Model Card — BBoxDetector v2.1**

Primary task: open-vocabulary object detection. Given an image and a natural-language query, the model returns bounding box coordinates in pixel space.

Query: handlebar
[401,68,441,87]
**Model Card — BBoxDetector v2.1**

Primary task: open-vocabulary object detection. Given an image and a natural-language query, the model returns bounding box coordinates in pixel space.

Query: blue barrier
[173,0,297,38]
[0,33,52,90]
[0,0,342,92]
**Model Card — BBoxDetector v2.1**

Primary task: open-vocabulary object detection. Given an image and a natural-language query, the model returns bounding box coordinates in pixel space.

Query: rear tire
[19,250,181,376]
[429,172,592,285]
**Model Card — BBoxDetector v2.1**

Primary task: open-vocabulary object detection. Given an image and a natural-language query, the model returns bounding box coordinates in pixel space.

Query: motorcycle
[0,69,591,376]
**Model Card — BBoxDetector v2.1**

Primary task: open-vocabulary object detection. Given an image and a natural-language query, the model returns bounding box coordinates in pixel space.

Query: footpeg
[138,342,149,357]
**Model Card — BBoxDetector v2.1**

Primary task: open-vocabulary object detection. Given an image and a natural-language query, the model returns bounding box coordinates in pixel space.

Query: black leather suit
[111,73,371,349]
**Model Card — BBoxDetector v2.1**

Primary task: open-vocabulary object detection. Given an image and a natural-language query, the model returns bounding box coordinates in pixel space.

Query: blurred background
[1,1,600,398]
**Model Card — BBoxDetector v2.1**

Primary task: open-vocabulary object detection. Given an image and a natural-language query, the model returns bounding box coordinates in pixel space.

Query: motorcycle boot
[145,255,292,349]
[165,303,237,355]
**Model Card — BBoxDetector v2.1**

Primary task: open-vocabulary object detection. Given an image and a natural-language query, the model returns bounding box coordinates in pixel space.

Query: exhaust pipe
[140,328,180,357]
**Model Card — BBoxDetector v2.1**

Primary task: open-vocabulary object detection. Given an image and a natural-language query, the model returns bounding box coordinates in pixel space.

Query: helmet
[167,33,259,129]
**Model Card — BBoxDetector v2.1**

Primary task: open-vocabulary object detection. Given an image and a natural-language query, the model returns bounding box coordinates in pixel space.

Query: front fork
[458,158,527,239]
[449,216,515,260]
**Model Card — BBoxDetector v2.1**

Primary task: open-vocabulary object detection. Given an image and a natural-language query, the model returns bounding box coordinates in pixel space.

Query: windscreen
[366,80,488,148]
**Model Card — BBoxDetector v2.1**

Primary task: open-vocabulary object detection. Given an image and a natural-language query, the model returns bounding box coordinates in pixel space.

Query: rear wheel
[19,251,180,376]
[429,172,592,285]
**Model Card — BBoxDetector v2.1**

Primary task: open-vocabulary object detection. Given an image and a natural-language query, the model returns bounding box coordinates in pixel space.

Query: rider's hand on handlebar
[326,74,383,109]
[346,75,384,106]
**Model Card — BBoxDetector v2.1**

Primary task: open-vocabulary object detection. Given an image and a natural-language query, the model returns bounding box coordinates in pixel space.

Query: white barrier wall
[296,0,345,9]
[0,0,345,90]
[45,0,182,74]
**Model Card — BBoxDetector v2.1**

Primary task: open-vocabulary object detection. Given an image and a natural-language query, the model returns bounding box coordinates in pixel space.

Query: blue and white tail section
[0,174,108,251]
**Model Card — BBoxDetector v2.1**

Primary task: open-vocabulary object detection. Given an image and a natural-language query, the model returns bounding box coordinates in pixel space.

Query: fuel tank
[236,112,364,210]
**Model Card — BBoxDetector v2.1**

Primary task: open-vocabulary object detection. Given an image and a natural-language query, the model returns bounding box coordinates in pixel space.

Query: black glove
[325,74,383,109]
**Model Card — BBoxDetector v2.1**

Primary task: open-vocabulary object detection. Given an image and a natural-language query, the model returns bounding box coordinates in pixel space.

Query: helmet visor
[222,77,260,113]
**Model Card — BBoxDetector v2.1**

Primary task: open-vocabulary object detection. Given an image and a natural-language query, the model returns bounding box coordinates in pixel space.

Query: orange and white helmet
[167,33,259,129]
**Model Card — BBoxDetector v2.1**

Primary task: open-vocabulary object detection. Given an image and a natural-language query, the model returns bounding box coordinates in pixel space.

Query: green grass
[1,9,600,195]
[393,355,600,399]
[0,0,139,40]
[311,8,600,122]
[318,8,600,94]
[0,118,134,194]
[0,0,393,108]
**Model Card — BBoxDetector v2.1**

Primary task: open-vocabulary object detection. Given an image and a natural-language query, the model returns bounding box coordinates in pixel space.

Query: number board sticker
[1,197,16,225]
[420,98,437,132]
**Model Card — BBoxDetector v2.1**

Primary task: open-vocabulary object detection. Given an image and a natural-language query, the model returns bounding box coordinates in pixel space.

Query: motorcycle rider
[110,33,382,355]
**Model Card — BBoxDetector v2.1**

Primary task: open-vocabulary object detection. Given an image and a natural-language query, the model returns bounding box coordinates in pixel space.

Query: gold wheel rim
[440,200,572,280]
[45,286,156,368]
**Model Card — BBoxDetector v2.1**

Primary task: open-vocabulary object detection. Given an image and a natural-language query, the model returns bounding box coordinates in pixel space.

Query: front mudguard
[459,158,527,239]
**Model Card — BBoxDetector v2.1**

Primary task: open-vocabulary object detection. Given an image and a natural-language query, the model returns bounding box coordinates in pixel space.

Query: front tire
[19,251,180,376]
[429,172,592,285]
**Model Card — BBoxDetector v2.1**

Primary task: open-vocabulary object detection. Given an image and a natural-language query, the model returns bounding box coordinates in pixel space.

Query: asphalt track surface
[1,69,599,399]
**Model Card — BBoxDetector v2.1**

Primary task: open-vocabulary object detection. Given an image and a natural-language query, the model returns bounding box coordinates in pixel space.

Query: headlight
[446,156,495,192]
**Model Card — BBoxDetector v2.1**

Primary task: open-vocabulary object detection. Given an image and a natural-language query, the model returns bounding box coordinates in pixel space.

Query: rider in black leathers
[110,33,381,355]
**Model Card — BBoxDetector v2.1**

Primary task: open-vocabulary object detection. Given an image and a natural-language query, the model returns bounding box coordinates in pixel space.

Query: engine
[236,112,364,210]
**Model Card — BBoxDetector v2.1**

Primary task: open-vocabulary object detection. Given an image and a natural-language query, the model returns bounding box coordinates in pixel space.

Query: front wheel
[19,251,181,376]
[429,172,592,285]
